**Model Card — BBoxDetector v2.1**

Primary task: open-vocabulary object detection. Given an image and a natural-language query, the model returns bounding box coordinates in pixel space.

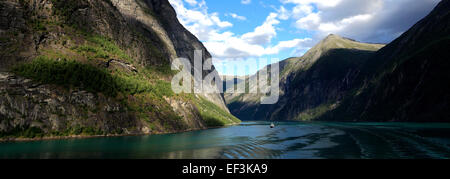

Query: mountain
[319,0,450,122]
[227,0,450,122]
[0,0,239,140]
[226,34,384,121]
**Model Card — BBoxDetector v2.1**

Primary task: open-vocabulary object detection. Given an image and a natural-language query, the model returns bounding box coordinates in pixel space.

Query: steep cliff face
[226,35,384,121]
[319,0,450,122]
[0,0,238,140]
[110,0,228,110]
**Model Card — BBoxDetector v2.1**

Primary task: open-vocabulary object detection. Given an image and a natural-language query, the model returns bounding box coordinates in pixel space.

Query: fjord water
[1,121,450,159]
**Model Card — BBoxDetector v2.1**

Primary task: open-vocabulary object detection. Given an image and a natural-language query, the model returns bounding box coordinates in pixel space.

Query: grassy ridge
[8,55,193,136]
[193,96,240,127]
[12,56,172,98]
[11,47,237,133]
[74,35,134,63]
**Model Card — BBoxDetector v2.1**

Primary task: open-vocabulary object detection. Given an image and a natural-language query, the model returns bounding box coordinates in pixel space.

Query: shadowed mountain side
[227,47,381,121]
[319,37,450,122]
[318,0,450,122]
[227,0,450,123]
[272,48,378,121]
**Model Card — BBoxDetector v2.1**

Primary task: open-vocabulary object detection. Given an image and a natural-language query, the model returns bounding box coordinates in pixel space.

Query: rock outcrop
[0,72,140,135]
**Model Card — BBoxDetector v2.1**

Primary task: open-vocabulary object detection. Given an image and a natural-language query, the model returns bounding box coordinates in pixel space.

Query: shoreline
[0,122,241,143]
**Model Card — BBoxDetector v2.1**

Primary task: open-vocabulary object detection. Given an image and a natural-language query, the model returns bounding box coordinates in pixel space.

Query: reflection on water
[1,121,450,159]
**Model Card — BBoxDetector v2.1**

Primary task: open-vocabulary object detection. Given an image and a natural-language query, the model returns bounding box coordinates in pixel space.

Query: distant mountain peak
[325,33,341,39]
[277,33,385,79]
[316,34,383,52]
[323,34,354,42]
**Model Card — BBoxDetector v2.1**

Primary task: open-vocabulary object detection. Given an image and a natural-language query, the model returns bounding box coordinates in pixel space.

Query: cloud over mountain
[281,0,440,43]
[168,0,440,75]
[169,0,312,59]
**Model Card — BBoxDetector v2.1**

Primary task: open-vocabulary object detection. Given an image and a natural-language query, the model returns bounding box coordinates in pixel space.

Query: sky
[168,0,440,76]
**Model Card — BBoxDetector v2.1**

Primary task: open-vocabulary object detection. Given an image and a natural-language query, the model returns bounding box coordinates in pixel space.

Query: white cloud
[291,4,313,19]
[265,38,312,55]
[277,6,290,20]
[241,13,280,45]
[227,13,247,21]
[282,0,440,43]
[204,37,312,58]
[169,0,233,41]
[241,0,251,5]
[211,13,233,28]
[295,13,321,30]
[168,0,439,62]
[169,0,312,59]
[282,0,343,8]
[184,0,197,6]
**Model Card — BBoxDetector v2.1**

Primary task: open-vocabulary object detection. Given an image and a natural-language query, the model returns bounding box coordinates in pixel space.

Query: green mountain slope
[0,0,238,140]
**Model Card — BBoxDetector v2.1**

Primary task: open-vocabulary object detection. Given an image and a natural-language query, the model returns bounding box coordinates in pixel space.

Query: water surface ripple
[1,121,450,159]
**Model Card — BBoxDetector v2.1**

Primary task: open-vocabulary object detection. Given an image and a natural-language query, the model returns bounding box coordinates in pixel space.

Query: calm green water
[1,121,450,159]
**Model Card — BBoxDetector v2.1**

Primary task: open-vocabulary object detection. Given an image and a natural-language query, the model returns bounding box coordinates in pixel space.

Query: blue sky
[168,0,440,76]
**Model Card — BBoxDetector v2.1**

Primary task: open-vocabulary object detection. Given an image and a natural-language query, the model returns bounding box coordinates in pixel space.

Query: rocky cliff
[0,0,239,140]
